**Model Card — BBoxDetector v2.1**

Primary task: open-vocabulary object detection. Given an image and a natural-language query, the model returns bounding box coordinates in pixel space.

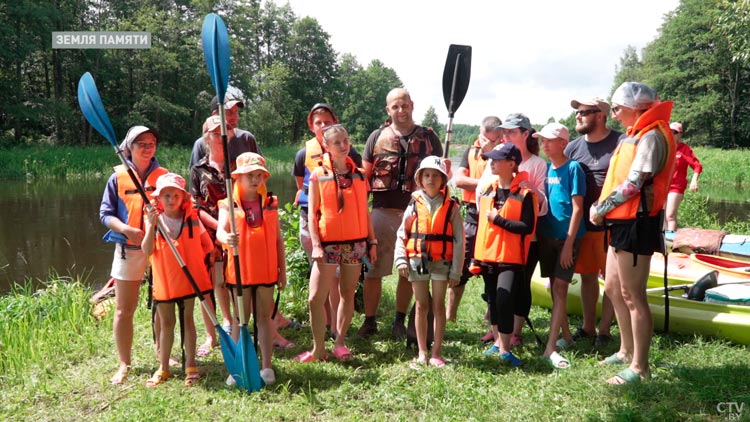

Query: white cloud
[269,0,679,126]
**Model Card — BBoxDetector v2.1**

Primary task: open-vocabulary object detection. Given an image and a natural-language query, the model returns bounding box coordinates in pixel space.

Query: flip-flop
[546,351,570,369]
[409,357,428,370]
[184,367,201,387]
[429,357,446,368]
[273,336,296,350]
[607,368,645,385]
[599,353,628,366]
[480,331,494,344]
[145,369,172,388]
[293,350,328,363]
[332,345,354,362]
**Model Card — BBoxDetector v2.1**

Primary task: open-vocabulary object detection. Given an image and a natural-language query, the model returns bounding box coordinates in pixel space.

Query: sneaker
[595,334,613,348]
[390,321,407,339]
[357,319,378,337]
[260,368,276,386]
[571,327,596,343]
[500,352,522,367]
[483,345,500,355]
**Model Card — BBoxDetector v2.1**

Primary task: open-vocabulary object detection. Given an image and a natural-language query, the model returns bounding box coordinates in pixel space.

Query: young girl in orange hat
[142,173,214,387]
[217,152,287,385]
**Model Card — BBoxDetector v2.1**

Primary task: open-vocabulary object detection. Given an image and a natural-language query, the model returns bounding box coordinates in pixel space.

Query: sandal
[197,341,215,358]
[184,367,201,387]
[429,357,446,368]
[546,351,570,369]
[480,331,494,344]
[607,367,647,385]
[110,365,130,385]
[409,356,428,370]
[510,334,523,347]
[332,345,354,362]
[145,369,172,388]
[273,336,297,350]
[599,352,629,366]
[293,350,328,363]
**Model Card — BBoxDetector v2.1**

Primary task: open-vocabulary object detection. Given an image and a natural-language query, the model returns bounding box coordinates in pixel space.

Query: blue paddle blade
[237,326,263,391]
[201,14,230,103]
[77,72,117,147]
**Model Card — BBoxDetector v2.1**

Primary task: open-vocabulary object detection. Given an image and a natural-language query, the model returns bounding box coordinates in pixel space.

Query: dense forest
[1,0,748,148]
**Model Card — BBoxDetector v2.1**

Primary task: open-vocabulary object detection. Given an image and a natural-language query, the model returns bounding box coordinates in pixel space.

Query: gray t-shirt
[564,130,622,230]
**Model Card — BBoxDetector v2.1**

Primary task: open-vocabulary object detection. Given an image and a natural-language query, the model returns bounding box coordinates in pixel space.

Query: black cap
[481,143,522,165]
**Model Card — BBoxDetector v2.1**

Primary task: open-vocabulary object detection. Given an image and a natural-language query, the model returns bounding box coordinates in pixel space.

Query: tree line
[2,1,747,149]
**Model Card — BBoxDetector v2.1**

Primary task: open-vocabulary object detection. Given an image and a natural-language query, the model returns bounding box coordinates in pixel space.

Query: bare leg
[156,303,176,372]
[431,280,448,359]
[544,278,570,367]
[395,275,412,315]
[255,287,275,370]
[334,264,360,349]
[363,276,382,317]
[309,262,335,359]
[412,280,430,362]
[182,299,197,370]
[580,273,600,335]
[328,275,340,337]
[111,279,140,384]
[615,251,652,379]
[603,247,633,363]
[598,293,615,336]
[665,192,683,232]
[447,284,465,322]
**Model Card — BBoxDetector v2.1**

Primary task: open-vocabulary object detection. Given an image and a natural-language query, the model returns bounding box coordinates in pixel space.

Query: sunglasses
[672,130,680,135]
[575,109,600,117]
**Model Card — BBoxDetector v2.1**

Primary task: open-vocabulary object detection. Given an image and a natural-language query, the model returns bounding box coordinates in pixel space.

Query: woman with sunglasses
[590,82,676,385]
[665,122,702,231]
[300,124,377,362]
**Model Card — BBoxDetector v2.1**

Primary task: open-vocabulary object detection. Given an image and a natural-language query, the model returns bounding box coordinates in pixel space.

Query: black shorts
[608,215,664,256]
[538,236,581,282]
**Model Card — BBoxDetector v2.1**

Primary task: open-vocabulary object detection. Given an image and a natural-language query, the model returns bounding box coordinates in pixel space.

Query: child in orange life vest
[394,156,464,368]
[303,124,376,363]
[142,173,214,387]
[217,152,287,386]
[474,143,537,367]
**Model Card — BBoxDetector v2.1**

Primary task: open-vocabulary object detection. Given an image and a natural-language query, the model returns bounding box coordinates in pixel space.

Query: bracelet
[368,239,378,245]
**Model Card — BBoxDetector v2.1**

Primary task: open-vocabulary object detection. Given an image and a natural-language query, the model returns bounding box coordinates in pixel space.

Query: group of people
[100,80,698,388]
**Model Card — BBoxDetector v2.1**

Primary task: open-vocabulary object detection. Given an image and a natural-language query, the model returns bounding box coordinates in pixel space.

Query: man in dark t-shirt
[358,88,443,338]
[563,97,622,347]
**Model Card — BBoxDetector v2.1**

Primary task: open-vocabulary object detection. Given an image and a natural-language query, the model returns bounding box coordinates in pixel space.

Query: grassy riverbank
[2,273,749,421]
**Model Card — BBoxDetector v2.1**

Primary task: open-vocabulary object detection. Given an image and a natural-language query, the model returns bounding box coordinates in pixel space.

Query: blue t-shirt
[539,160,586,240]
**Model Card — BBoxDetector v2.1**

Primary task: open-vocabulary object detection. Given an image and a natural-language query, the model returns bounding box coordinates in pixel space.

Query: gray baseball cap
[498,113,532,131]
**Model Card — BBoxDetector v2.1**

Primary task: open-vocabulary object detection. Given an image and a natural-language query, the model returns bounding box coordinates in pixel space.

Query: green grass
[2,273,749,421]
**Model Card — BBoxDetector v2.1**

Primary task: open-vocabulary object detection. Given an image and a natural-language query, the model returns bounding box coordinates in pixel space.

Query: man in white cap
[590,81,676,385]
[564,97,622,347]
[189,92,261,170]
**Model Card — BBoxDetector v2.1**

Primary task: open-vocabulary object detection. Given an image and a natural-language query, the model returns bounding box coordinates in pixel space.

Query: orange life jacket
[295,137,325,207]
[598,101,675,222]
[461,139,488,204]
[221,186,280,286]
[109,164,168,246]
[405,190,458,263]
[313,155,370,243]
[150,206,212,302]
[371,125,434,193]
[474,172,537,265]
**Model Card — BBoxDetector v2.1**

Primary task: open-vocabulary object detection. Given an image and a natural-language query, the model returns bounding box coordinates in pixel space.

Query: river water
[1,170,749,295]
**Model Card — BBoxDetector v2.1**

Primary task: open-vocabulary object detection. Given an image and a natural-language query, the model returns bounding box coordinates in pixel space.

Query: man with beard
[563,97,621,347]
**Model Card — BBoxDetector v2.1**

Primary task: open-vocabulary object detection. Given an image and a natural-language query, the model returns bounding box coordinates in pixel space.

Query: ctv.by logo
[717,402,745,420]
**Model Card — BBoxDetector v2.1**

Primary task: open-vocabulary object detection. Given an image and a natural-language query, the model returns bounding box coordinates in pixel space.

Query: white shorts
[366,207,403,278]
[110,244,149,281]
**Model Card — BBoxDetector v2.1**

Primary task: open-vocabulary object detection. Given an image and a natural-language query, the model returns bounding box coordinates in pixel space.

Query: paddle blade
[202,13,230,103]
[77,72,117,147]
[442,44,472,117]
[236,326,263,391]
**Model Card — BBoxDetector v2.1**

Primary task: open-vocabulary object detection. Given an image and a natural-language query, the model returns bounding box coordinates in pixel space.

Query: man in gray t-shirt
[563,97,621,347]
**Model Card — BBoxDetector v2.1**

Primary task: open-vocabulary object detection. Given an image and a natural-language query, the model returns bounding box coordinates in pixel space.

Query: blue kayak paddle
[202,13,263,392]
